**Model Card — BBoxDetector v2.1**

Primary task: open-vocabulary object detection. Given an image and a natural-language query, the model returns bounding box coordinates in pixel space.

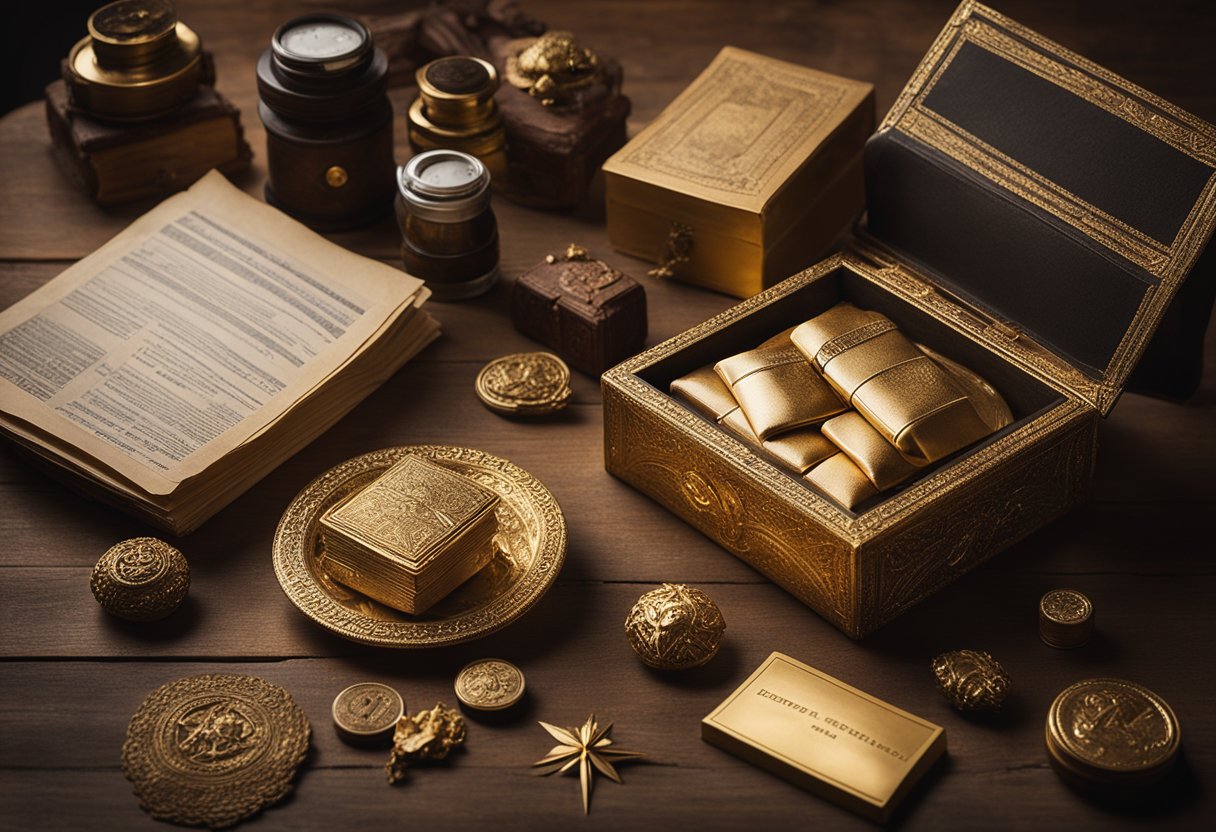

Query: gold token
[121,674,310,828]
[454,658,526,711]
[332,682,404,746]
[1046,678,1179,788]
[91,537,190,622]
[1039,589,1094,648]
[475,351,571,416]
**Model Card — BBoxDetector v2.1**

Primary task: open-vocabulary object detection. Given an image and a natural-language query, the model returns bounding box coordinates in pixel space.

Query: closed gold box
[603,1,1216,638]
[602,46,874,298]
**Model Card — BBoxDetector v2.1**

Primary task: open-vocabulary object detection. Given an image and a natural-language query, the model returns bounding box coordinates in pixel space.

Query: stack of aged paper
[0,171,439,533]
[319,454,499,614]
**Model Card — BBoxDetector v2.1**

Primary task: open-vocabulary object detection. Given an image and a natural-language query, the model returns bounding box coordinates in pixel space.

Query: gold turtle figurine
[505,31,600,106]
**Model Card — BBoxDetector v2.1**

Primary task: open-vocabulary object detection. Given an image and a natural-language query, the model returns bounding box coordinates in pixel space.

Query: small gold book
[703,652,945,823]
[319,454,499,614]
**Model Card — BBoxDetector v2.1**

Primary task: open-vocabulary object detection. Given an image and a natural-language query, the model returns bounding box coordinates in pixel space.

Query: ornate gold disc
[273,446,567,648]
[121,674,310,828]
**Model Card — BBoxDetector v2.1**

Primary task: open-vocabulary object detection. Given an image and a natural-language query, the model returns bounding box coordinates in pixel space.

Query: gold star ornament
[532,714,644,814]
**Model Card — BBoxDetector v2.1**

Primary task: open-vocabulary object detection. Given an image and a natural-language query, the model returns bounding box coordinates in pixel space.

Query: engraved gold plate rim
[272,445,567,648]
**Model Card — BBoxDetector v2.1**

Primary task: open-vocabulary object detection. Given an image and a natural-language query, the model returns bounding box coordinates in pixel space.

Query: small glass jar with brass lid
[65,0,206,122]
[408,57,508,189]
[396,149,500,301]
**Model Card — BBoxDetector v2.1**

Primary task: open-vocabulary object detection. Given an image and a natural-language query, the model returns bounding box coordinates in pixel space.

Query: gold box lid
[603,46,874,247]
[319,453,499,575]
[869,1,1216,414]
[703,651,945,823]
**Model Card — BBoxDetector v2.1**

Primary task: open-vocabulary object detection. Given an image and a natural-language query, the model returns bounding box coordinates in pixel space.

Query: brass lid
[67,0,203,121]
[414,56,502,132]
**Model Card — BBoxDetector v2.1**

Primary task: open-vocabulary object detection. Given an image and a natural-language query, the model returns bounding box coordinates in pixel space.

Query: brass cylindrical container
[396,150,500,301]
[65,0,204,121]
[408,57,508,188]
[257,13,395,231]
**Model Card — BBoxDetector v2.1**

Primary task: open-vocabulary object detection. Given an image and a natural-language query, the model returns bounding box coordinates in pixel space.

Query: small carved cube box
[602,1,1216,638]
[511,249,647,376]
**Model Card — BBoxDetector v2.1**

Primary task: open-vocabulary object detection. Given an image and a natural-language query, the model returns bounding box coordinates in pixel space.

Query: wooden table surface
[2,1,1214,829]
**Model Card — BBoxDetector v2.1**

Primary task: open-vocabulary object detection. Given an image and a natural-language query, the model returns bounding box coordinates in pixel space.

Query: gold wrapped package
[670,365,836,474]
[714,328,845,440]
[792,304,993,465]
[319,454,499,615]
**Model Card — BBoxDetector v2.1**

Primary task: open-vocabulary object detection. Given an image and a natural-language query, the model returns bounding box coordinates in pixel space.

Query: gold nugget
[386,703,467,784]
[625,583,725,669]
[931,649,1010,712]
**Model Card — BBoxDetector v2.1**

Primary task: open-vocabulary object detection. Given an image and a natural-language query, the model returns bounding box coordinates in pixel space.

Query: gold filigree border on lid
[873,0,1216,413]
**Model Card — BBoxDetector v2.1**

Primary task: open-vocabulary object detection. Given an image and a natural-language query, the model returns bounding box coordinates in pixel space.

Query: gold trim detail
[874,1,1216,412]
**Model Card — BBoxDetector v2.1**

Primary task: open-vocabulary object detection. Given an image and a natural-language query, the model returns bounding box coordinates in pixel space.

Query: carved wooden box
[602,1,1216,637]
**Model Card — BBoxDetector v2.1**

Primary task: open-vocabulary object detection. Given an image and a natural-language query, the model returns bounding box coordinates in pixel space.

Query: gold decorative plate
[273,446,567,648]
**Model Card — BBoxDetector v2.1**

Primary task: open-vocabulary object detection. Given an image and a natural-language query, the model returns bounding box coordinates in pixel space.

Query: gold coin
[475,351,571,416]
[332,682,404,746]
[1046,679,1179,784]
[121,674,310,828]
[454,658,526,711]
[1039,589,1094,648]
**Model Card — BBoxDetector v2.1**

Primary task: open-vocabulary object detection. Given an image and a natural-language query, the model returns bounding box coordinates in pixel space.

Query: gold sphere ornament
[91,537,190,621]
[624,583,725,669]
[931,649,1011,713]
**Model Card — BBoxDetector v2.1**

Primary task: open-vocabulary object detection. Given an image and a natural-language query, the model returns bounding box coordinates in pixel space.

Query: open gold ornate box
[602,1,1216,638]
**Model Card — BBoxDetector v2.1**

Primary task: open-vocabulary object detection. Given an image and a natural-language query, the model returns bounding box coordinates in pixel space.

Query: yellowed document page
[0,171,426,495]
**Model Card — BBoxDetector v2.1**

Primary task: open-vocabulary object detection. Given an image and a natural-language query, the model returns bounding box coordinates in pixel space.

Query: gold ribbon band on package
[714,329,845,441]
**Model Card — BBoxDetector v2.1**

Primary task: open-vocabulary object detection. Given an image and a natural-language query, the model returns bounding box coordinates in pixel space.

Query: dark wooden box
[512,254,647,375]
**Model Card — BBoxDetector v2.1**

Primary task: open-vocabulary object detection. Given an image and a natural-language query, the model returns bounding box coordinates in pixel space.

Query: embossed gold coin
[455,658,526,711]
[1046,678,1179,790]
[91,537,190,621]
[475,351,571,416]
[121,674,311,828]
[1040,589,1094,648]
[332,682,404,746]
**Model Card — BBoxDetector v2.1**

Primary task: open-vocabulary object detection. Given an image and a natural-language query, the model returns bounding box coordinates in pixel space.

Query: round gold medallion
[121,674,310,828]
[332,682,404,746]
[91,537,190,621]
[624,583,726,670]
[454,658,526,711]
[1046,678,1179,789]
[475,352,572,417]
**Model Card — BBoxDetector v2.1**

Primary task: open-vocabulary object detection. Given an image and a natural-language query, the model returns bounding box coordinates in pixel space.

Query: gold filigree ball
[91,537,190,621]
[624,583,725,670]
[931,649,1011,713]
